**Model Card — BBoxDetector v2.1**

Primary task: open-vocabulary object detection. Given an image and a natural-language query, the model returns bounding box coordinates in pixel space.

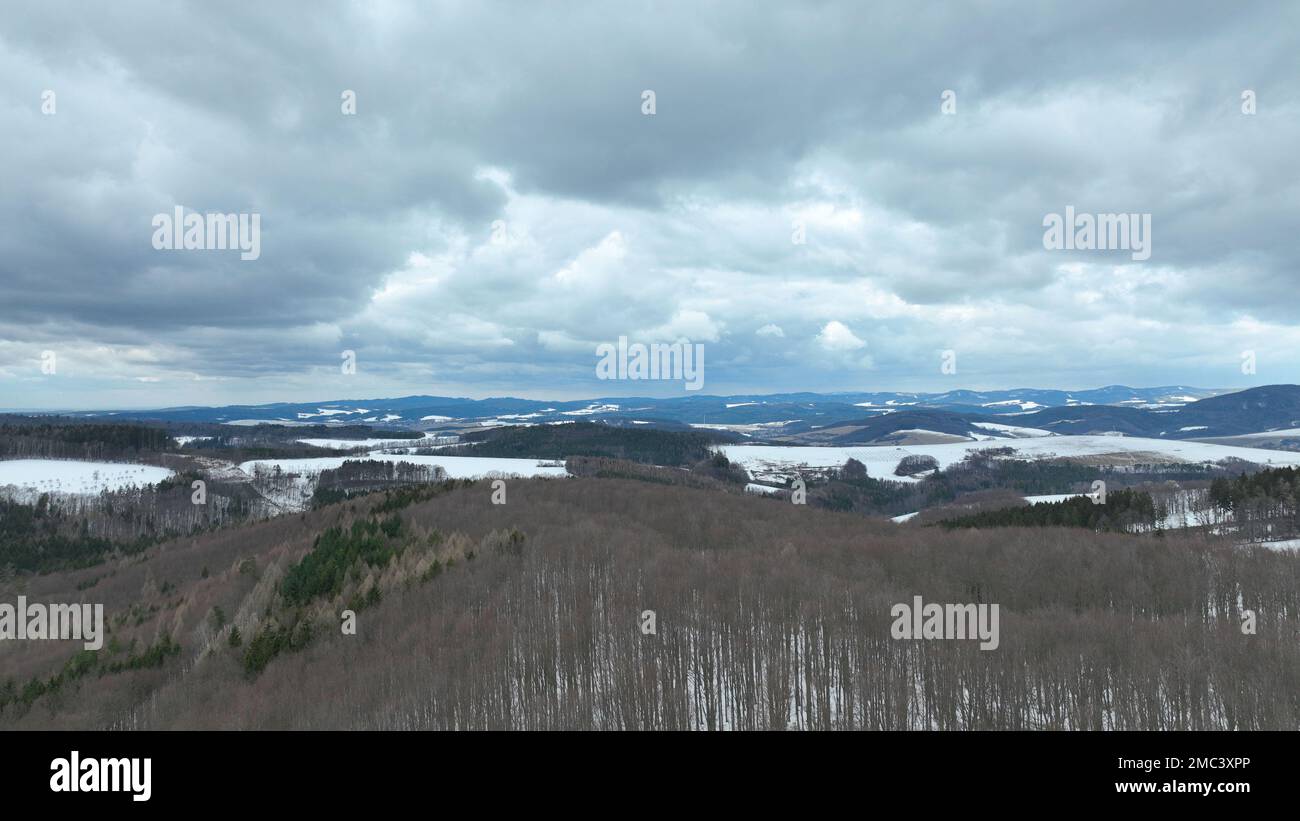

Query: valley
[4,383,1300,730]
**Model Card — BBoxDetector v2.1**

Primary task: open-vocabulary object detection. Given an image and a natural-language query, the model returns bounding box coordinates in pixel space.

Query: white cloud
[2,2,1298,405]
[816,320,866,351]
[642,310,722,343]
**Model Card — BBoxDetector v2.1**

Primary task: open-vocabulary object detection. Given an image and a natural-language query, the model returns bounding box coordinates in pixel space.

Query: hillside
[1172,384,1300,435]
[822,410,986,444]
[3,477,1296,730]
[453,421,738,464]
[778,386,1300,444]
[47,385,1224,431]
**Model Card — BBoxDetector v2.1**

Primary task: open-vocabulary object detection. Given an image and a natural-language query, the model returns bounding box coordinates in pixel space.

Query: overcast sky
[2,1,1298,409]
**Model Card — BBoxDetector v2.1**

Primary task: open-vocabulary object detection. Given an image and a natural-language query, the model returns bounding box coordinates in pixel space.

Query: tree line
[0,421,172,461]
[934,489,1158,533]
[23,477,1289,731]
[1209,466,1300,542]
[454,422,734,466]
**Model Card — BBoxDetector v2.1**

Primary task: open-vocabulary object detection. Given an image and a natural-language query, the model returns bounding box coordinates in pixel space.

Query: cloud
[816,321,867,351]
[642,310,722,343]
[1,1,1297,407]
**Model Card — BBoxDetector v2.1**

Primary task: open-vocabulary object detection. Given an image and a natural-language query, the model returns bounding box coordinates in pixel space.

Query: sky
[1,1,1298,410]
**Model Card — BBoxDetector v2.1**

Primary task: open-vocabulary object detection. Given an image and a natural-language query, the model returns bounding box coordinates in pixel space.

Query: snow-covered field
[1204,428,1300,441]
[1250,538,1300,551]
[971,422,1057,438]
[295,432,452,450]
[235,453,568,511]
[0,459,174,497]
[238,454,569,480]
[721,435,1300,484]
[1023,493,1086,504]
[690,420,798,434]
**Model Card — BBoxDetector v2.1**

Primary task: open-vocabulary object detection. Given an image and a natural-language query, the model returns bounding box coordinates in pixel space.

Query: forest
[2,476,1295,730]
[454,422,737,465]
[0,420,172,460]
[934,489,1158,533]
[311,460,449,507]
[1198,466,1300,543]
[0,496,127,574]
[801,451,1221,519]
[3,417,1299,731]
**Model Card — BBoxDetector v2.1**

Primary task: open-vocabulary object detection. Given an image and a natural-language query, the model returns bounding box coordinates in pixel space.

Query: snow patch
[0,459,174,497]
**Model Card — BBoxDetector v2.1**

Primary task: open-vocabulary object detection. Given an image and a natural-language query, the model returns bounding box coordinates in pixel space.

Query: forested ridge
[3,477,1295,730]
[0,471,271,573]
[936,489,1158,533]
[454,422,733,465]
[4,419,1299,730]
[803,451,1220,519]
[0,422,172,460]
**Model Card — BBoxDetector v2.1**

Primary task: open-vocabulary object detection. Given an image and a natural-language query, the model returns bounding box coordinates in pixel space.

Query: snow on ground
[0,459,174,496]
[1024,488,1227,531]
[380,441,466,453]
[238,454,570,480]
[1249,538,1300,551]
[188,456,249,482]
[891,494,1084,525]
[690,420,798,433]
[891,490,1208,527]
[296,408,368,419]
[1212,427,1300,439]
[561,403,620,416]
[295,432,444,450]
[296,408,363,419]
[722,435,1300,485]
[971,421,1057,438]
[1023,493,1086,504]
[173,436,214,446]
[254,474,316,512]
[890,428,966,438]
[981,400,1044,411]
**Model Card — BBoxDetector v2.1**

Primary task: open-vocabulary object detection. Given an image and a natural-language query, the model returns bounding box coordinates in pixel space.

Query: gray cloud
[1,1,1298,408]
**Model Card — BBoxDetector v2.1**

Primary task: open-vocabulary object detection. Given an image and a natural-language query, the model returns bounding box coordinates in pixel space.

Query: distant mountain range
[46,384,1214,426]
[810,385,1300,444]
[39,384,1300,444]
